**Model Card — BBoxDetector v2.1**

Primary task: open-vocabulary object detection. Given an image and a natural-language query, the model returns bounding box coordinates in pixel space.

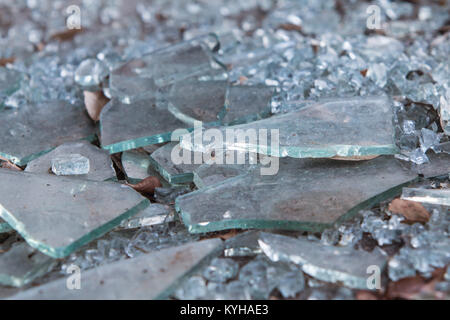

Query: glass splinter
[119,203,174,229]
[0,169,149,258]
[401,187,450,207]
[10,239,222,299]
[0,242,56,287]
[176,156,418,233]
[180,96,398,159]
[100,98,188,154]
[25,141,115,181]
[0,101,95,165]
[258,232,387,290]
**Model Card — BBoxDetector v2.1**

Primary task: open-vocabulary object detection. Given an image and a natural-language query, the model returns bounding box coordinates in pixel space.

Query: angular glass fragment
[221,84,274,126]
[224,231,262,257]
[51,154,90,176]
[0,242,56,287]
[176,156,417,233]
[100,98,188,154]
[277,271,305,298]
[0,101,95,165]
[121,150,151,183]
[10,239,222,299]
[168,80,228,126]
[401,188,450,207]
[0,170,149,258]
[74,59,109,87]
[258,232,387,289]
[180,96,398,159]
[202,258,239,283]
[149,142,201,184]
[411,152,450,178]
[119,204,174,229]
[109,34,222,104]
[25,141,115,181]
[174,275,207,300]
[0,67,23,108]
[0,218,12,234]
[193,163,251,189]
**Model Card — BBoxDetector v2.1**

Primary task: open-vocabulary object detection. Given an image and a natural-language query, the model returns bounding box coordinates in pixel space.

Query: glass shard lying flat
[25,141,115,181]
[412,152,450,178]
[258,232,387,290]
[109,34,222,104]
[180,96,398,159]
[10,239,222,299]
[176,156,417,233]
[0,101,95,165]
[0,169,149,258]
[221,85,274,125]
[121,150,152,183]
[0,218,12,234]
[0,242,56,287]
[119,203,174,229]
[401,188,450,207]
[100,98,188,154]
[149,142,201,184]
[224,231,262,257]
[193,163,252,189]
[168,80,228,126]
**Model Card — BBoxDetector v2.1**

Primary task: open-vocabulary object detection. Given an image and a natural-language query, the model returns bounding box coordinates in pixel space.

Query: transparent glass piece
[0,169,149,258]
[181,96,398,159]
[168,80,228,126]
[100,98,188,154]
[176,156,417,233]
[221,84,274,126]
[10,239,222,299]
[174,275,207,300]
[149,142,201,184]
[277,271,305,298]
[0,242,56,287]
[440,92,450,135]
[258,232,387,289]
[0,101,95,165]
[401,188,450,207]
[224,231,262,257]
[51,154,90,176]
[25,141,115,181]
[121,150,151,183]
[109,34,222,104]
[411,152,450,178]
[74,59,109,87]
[202,257,239,283]
[0,67,23,107]
[119,204,174,229]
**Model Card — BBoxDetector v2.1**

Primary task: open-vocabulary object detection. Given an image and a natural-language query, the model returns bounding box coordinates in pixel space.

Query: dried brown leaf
[84,90,110,121]
[0,161,22,171]
[127,176,162,195]
[388,198,430,224]
[50,28,83,42]
[355,290,380,300]
[0,57,15,67]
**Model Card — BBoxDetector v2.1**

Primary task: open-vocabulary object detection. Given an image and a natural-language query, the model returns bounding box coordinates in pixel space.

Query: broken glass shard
[119,203,174,229]
[193,163,252,189]
[25,141,115,181]
[176,156,417,233]
[0,242,56,287]
[0,101,95,165]
[411,152,450,178]
[221,84,274,126]
[168,80,228,126]
[440,91,450,135]
[224,231,262,257]
[277,271,305,298]
[10,239,221,299]
[202,257,239,283]
[74,58,109,87]
[0,169,149,258]
[0,67,23,108]
[401,188,450,207]
[100,98,188,154]
[258,232,387,289]
[149,142,201,184]
[180,96,398,159]
[51,154,90,176]
[109,34,223,104]
[121,150,151,183]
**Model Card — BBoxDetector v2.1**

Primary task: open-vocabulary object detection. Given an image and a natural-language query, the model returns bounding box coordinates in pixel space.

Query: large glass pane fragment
[25,141,115,181]
[0,170,149,258]
[401,188,450,206]
[176,157,418,233]
[0,242,56,287]
[258,232,387,290]
[100,98,188,154]
[109,34,222,104]
[10,239,222,299]
[180,96,398,159]
[0,101,95,165]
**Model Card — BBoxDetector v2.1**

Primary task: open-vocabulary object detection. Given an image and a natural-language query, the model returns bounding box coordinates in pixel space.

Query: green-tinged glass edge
[0,258,56,288]
[148,153,195,184]
[0,198,150,258]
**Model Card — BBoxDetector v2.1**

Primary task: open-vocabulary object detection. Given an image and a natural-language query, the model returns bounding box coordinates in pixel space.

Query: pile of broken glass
[0,0,449,300]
